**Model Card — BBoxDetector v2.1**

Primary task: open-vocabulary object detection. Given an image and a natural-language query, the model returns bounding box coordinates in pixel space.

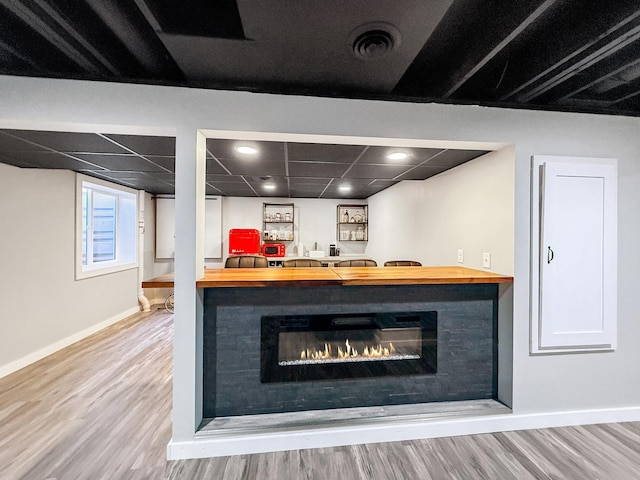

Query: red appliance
[262,243,286,257]
[228,229,261,255]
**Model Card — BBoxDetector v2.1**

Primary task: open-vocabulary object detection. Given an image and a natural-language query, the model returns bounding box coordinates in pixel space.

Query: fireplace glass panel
[261,312,436,383]
[278,327,422,365]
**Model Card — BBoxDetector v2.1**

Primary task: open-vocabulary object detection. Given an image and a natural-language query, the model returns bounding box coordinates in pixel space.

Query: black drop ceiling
[0,129,490,198]
[1,1,639,116]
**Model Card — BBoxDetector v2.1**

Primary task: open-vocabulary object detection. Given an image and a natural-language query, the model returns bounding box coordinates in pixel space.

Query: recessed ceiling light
[339,184,352,192]
[386,151,409,161]
[263,183,276,191]
[235,145,258,155]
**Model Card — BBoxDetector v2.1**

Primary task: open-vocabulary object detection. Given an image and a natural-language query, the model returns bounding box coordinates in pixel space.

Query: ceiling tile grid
[0,130,489,198]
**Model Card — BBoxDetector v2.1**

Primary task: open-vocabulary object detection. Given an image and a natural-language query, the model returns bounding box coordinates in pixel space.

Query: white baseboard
[0,306,141,379]
[166,406,640,460]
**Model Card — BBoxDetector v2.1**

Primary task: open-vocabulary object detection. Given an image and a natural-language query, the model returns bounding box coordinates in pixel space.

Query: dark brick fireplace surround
[203,283,498,419]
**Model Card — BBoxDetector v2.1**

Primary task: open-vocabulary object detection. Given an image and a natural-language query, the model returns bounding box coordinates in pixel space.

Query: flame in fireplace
[300,340,396,361]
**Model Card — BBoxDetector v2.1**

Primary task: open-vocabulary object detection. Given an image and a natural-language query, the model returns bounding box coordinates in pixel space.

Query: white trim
[0,118,175,137]
[0,306,140,379]
[199,128,509,152]
[166,405,640,460]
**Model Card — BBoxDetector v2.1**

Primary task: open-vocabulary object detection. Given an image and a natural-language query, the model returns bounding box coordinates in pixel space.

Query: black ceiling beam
[532,44,640,112]
[512,16,640,104]
[407,0,640,115]
[0,37,47,73]
[558,57,640,103]
[442,0,558,98]
[611,88,640,109]
[570,76,640,106]
[490,2,640,103]
[84,0,183,79]
[393,0,557,98]
[1,0,118,75]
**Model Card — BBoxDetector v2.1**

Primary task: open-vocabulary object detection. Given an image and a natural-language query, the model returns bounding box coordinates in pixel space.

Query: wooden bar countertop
[330,266,513,286]
[142,266,512,289]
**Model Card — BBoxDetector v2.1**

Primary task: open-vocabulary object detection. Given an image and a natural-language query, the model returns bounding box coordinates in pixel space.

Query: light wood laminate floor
[1,308,639,479]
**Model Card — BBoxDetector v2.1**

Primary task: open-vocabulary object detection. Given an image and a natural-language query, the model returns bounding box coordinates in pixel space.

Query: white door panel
[533,158,616,352]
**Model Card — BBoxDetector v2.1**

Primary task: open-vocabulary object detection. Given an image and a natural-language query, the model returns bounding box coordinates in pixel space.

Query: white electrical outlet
[457,249,464,263]
[482,252,491,268]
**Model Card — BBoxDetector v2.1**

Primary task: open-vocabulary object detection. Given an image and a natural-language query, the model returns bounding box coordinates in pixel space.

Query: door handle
[547,246,554,264]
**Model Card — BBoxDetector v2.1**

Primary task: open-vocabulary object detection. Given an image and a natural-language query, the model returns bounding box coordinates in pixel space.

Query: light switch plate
[457,249,464,263]
[482,252,491,268]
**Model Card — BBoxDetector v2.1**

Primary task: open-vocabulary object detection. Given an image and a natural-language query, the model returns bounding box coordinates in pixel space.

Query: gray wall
[0,163,139,374]
[1,74,638,425]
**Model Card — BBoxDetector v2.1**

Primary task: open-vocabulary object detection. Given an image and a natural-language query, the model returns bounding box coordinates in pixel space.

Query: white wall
[366,180,429,266]
[220,197,367,260]
[1,75,639,448]
[150,196,369,270]
[367,146,514,274]
[0,162,140,376]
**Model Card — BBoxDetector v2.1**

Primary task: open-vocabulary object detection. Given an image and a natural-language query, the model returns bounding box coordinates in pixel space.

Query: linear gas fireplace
[261,311,437,383]
[204,284,497,418]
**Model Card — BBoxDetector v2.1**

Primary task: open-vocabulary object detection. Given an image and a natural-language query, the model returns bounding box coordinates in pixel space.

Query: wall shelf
[337,204,368,242]
[263,203,295,242]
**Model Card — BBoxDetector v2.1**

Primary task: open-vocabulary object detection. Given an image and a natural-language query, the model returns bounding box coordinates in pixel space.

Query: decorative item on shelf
[350,230,357,240]
[275,212,282,222]
[284,212,291,222]
[349,216,355,223]
[287,230,294,241]
[342,210,349,223]
[356,225,365,240]
[354,211,362,223]
[340,230,350,241]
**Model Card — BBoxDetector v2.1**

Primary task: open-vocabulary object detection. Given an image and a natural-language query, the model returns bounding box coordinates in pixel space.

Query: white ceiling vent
[348,23,401,61]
